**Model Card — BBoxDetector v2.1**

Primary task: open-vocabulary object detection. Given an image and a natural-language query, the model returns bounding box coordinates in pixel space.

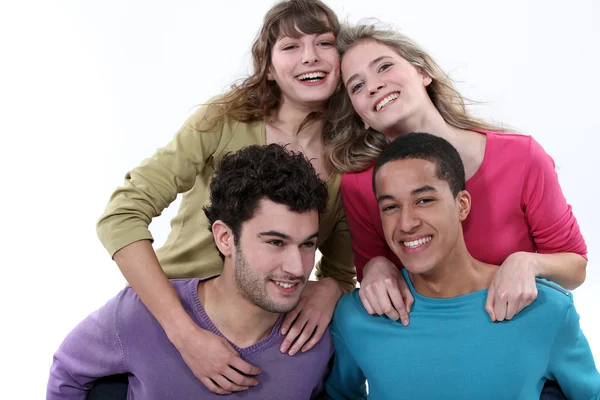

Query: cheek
[381,216,397,243]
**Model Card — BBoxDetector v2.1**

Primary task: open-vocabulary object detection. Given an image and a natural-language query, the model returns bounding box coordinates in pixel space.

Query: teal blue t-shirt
[326,269,600,399]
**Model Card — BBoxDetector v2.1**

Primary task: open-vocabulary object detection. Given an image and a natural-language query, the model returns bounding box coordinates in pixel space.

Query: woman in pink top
[326,22,587,329]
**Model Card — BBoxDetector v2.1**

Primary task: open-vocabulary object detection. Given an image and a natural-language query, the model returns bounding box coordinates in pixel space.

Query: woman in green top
[96,0,355,395]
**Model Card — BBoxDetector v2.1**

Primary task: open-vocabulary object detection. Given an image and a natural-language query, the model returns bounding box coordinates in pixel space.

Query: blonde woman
[327,22,586,398]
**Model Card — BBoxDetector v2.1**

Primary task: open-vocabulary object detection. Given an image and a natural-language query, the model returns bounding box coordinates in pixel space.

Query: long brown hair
[202,0,340,132]
[326,22,511,173]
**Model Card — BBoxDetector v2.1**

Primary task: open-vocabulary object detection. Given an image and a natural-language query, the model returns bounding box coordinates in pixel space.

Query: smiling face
[231,199,319,313]
[341,39,432,134]
[375,158,470,275]
[269,31,340,108]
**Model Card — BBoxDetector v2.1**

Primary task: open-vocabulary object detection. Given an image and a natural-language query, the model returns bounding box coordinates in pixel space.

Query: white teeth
[274,281,296,289]
[297,71,326,80]
[375,93,399,111]
[402,236,432,248]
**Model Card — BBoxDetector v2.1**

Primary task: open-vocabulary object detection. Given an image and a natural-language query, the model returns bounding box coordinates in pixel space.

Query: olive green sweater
[97,100,356,292]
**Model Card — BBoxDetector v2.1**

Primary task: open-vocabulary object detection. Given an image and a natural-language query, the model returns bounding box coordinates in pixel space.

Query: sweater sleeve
[522,138,587,258]
[315,203,357,293]
[47,294,128,400]
[545,298,600,399]
[341,173,390,281]
[96,99,226,257]
[325,300,368,400]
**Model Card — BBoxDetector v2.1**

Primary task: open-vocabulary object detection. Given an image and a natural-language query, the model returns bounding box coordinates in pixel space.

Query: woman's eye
[350,82,363,93]
[378,63,392,73]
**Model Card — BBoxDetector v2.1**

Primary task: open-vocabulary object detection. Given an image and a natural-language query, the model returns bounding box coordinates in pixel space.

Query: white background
[1,0,598,397]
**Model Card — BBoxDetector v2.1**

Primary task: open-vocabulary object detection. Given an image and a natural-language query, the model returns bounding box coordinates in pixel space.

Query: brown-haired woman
[96,0,355,395]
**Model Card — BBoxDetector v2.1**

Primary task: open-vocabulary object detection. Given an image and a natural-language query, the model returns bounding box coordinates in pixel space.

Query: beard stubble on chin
[233,245,306,314]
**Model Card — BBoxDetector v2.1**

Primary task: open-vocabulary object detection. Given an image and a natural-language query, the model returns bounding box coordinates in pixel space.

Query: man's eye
[269,240,284,246]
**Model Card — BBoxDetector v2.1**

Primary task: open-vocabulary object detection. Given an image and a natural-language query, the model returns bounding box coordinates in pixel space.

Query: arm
[341,172,391,280]
[485,138,588,321]
[546,298,600,399]
[325,313,368,400]
[47,294,127,400]
[97,102,259,393]
[522,137,587,288]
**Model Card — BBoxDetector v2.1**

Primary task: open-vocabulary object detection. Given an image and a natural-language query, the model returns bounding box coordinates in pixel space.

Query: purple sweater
[47,278,333,399]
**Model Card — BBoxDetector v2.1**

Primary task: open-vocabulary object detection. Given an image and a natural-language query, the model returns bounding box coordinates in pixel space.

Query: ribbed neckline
[188,277,284,357]
[402,269,488,306]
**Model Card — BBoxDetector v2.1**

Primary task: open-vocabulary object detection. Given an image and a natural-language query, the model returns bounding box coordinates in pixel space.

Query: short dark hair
[204,144,329,258]
[373,132,465,196]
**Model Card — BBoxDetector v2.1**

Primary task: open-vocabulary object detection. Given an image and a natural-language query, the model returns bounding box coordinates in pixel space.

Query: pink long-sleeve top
[341,131,587,282]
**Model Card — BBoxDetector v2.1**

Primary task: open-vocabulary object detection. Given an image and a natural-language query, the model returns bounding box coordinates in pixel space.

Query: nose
[282,248,306,279]
[368,81,386,96]
[302,44,320,65]
[397,208,421,233]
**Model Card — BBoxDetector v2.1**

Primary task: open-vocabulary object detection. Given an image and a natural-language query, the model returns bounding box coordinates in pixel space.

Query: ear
[419,69,433,87]
[267,66,275,81]
[364,121,370,130]
[456,190,471,222]
[212,220,234,258]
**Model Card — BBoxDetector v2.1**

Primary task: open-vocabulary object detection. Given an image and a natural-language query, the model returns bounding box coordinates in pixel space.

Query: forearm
[113,240,197,344]
[308,277,344,301]
[531,252,587,290]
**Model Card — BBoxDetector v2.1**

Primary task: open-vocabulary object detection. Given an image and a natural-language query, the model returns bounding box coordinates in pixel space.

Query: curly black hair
[203,144,329,258]
[373,132,466,196]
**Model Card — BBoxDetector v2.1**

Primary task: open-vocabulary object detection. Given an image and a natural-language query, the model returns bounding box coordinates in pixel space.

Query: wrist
[318,277,344,300]
[164,314,200,349]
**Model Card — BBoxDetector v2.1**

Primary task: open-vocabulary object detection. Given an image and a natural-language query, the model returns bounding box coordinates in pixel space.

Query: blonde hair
[202,0,340,133]
[326,22,510,173]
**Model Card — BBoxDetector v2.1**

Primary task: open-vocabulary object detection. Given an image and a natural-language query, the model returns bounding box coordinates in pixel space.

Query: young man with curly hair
[47,144,333,400]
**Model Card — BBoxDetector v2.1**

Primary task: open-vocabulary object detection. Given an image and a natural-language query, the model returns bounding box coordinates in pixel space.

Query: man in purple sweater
[47,144,334,399]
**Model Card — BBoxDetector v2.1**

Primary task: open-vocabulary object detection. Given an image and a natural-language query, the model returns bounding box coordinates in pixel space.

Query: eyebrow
[376,185,438,203]
[345,55,393,87]
[258,231,319,242]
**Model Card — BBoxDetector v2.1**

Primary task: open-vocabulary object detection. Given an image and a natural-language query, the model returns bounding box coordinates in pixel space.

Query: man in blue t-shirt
[327,133,600,400]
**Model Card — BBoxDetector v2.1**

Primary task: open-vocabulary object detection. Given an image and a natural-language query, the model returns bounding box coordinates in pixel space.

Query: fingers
[212,374,249,393]
[288,320,316,356]
[281,308,300,336]
[485,286,496,321]
[280,315,308,354]
[221,366,259,388]
[228,356,262,377]
[398,278,414,314]
[200,377,231,395]
[385,282,407,324]
[301,322,327,353]
[359,290,375,315]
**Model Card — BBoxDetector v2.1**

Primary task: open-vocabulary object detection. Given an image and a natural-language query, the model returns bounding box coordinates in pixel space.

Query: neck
[199,266,280,348]
[383,100,459,142]
[409,239,496,298]
[382,101,484,179]
[268,98,325,143]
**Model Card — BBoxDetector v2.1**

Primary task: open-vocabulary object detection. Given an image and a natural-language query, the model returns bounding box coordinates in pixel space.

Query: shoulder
[533,279,573,314]
[480,130,535,156]
[333,290,368,332]
[185,93,254,133]
[117,279,198,323]
[340,166,375,200]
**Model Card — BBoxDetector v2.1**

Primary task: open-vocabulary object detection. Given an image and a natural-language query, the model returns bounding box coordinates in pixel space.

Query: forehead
[375,158,448,196]
[341,40,397,76]
[242,199,318,236]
